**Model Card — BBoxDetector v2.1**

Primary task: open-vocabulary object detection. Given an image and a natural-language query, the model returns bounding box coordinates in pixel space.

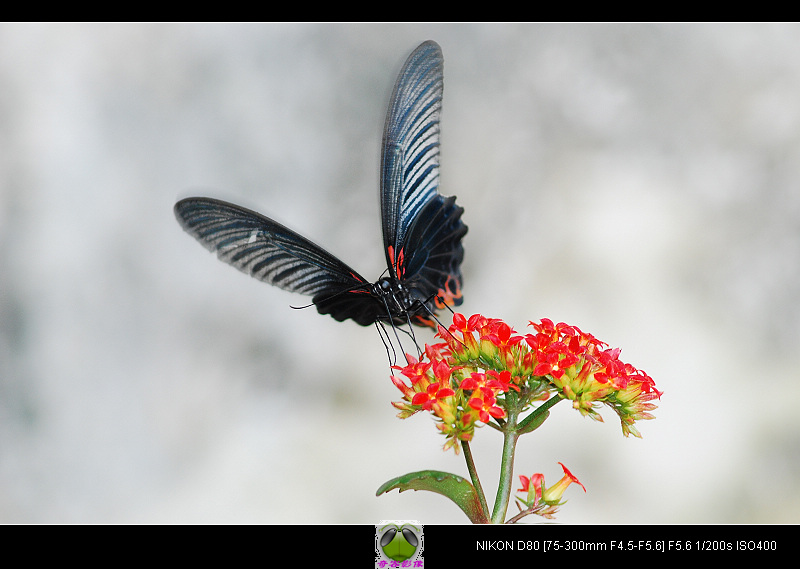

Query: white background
[1,23,798,523]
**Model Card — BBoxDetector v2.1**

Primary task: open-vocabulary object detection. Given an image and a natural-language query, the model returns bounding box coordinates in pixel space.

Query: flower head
[523,317,661,436]
[390,313,660,450]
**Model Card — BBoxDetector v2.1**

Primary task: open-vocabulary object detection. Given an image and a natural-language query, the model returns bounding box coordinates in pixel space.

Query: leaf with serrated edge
[376,470,488,524]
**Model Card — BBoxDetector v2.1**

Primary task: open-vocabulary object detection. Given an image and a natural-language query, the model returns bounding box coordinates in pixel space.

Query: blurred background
[1,23,798,523]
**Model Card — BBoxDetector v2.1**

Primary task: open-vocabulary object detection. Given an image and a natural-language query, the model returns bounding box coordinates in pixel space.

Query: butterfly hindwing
[397,194,466,316]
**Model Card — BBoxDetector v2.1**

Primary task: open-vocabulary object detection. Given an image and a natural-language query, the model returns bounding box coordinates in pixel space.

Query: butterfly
[174,40,467,337]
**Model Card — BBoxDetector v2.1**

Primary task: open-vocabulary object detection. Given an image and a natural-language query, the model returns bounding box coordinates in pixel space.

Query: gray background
[2,23,798,523]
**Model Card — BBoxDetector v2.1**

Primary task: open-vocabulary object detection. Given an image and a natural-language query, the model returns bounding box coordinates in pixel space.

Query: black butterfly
[174,41,466,334]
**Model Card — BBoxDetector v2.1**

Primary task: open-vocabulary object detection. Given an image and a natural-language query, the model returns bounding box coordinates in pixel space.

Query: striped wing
[381,40,444,273]
[174,198,375,314]
[380,40,467,318]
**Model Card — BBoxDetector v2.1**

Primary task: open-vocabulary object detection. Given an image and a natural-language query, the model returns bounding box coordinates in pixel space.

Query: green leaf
[517,409,550,435]
[376,470,489,524]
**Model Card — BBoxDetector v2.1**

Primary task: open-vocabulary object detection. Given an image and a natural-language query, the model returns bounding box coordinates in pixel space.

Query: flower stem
[490,407,520,524]
[461,440,489,518]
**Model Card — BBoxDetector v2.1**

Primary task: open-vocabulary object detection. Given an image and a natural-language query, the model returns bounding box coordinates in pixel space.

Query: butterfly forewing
[381,40,444,271]
[379,41,466,321]
[174,198,369,297]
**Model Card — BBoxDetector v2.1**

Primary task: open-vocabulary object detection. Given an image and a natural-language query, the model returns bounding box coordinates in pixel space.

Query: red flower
[461,372,506,422]
[542,462,586,504]
[391,313,660,450]
[486,370,520,393]
[517,473,544,505]
[515,463,585,519]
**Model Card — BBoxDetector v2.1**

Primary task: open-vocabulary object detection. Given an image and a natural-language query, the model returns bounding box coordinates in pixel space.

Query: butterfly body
[175,41,466,329]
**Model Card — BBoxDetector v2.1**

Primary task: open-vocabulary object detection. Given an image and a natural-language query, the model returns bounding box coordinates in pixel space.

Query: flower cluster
[515,462,586,520]
[391,313,660,450]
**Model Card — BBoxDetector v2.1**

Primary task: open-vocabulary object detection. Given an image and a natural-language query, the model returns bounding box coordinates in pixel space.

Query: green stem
[461,440,489,518]
[490,407,520,524]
